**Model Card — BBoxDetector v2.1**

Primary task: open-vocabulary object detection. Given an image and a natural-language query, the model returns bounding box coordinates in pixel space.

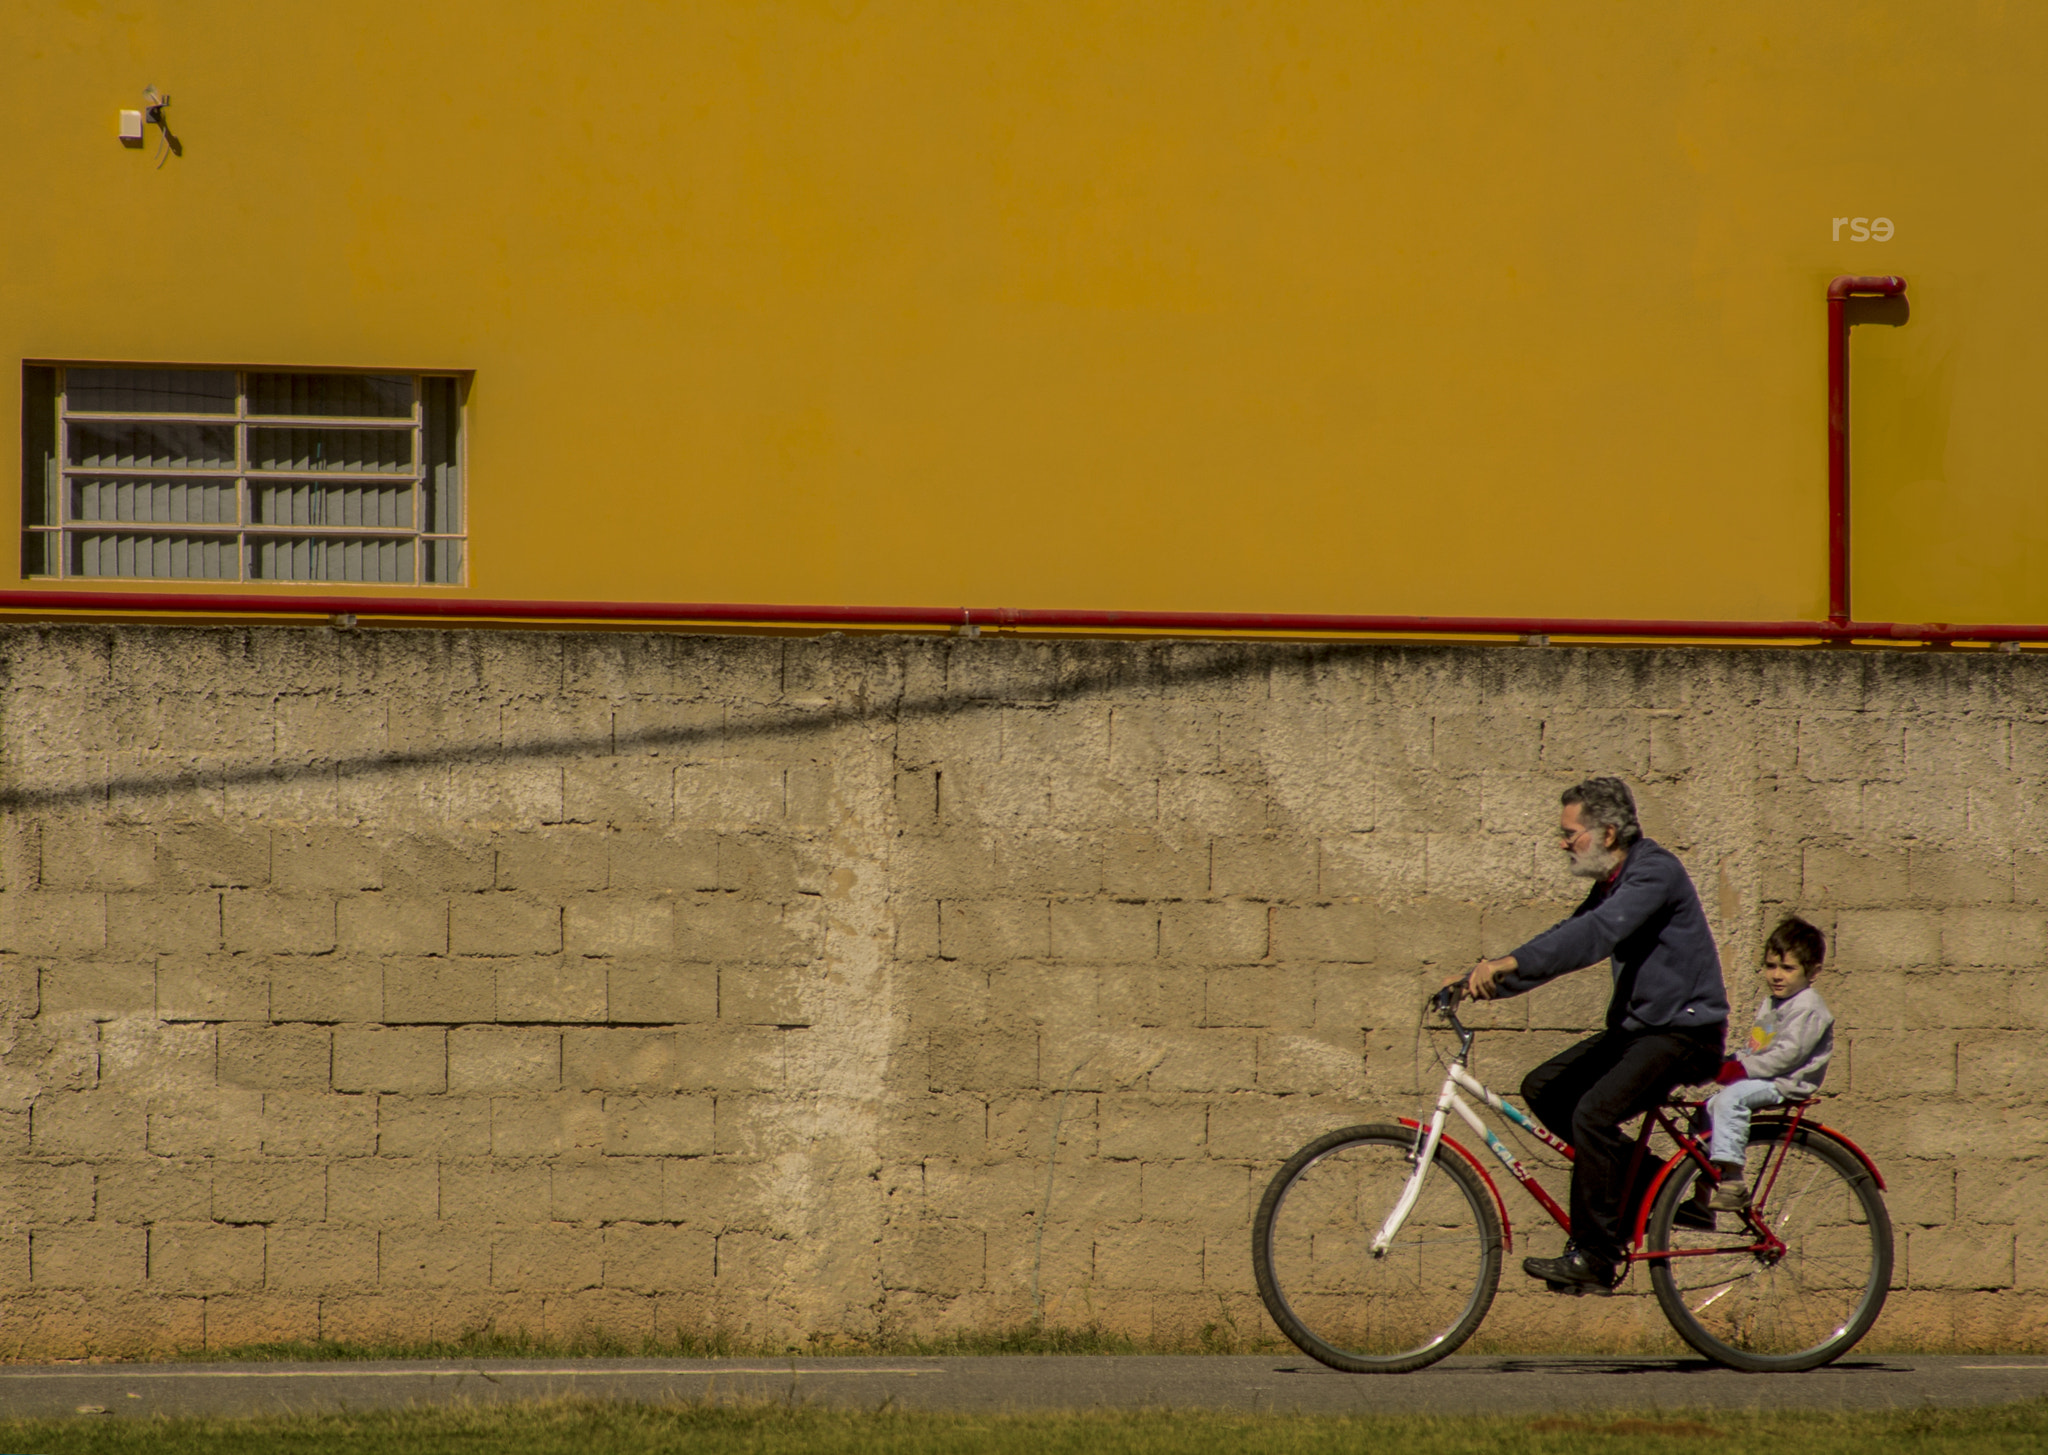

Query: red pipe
[0,587,2042,644]
[1827,274,1908,626]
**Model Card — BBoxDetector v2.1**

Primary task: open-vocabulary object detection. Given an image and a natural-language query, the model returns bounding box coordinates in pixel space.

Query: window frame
[22,362,467,586]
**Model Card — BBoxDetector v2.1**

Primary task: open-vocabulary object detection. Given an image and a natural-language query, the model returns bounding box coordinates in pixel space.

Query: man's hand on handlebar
[1441,957,1517,1002]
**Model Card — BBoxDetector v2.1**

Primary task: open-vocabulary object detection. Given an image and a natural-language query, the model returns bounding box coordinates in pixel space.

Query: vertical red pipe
[1826,275,1907,626]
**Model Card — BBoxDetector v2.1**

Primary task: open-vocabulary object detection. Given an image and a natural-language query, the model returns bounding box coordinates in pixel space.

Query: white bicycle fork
[1368,1063,1515,1255]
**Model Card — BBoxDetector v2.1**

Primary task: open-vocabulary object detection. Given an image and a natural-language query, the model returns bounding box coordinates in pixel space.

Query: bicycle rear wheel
[1252,1123,1502,1374]
[1646,1123,1891,1372]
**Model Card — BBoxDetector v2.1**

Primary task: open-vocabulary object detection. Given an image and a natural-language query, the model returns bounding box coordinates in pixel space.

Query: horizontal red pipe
[0,588,2042,644]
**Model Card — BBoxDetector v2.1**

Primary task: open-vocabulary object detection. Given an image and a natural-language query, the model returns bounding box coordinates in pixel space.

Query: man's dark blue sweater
[1497,837,1728,1031]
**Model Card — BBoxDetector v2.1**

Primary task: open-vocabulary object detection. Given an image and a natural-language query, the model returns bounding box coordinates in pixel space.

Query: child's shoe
[1706,1178,1750,1212]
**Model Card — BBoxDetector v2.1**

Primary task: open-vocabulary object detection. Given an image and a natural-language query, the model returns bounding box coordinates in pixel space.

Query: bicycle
[1251,986,1892,1373]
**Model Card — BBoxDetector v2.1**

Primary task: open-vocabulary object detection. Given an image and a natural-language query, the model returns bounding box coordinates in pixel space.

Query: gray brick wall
[0,627,2041,1356]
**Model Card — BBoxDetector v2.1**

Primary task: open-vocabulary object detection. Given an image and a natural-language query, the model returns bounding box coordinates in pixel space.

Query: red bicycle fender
[1629,1118,1889,1246]
[1398,1117,1514,1253]
[1807,1121,1887,1191]
[1632,1151,1699,1247]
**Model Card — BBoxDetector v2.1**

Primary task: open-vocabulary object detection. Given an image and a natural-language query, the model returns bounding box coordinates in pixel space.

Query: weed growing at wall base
[2,1401,2046,1455]
[147,1320,2021,1367]
[159,1322,1173,1364]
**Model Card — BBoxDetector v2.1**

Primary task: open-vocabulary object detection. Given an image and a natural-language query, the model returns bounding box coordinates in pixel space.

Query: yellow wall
[6,2,2047,625]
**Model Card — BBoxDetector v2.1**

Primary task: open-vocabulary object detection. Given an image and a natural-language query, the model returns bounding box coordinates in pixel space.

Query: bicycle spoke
[1690,1280,1746,1314]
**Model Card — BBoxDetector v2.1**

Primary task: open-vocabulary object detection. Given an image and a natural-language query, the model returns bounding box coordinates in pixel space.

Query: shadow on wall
[0,630,2020,821]
[0,635,1298,814]
[1842,294,1909,330]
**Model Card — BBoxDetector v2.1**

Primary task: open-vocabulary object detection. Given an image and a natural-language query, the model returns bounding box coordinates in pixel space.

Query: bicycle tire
[1646,1123,1892,1372]
[1252,1123,1503,1374]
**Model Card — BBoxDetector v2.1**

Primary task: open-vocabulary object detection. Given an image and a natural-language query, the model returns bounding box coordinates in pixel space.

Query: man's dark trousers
[1521,1026,1724,1271]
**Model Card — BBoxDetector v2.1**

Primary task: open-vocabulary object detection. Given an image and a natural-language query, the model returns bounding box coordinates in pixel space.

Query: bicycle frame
[1375,1059,1571,1255]
[1374,1003,1870,1270]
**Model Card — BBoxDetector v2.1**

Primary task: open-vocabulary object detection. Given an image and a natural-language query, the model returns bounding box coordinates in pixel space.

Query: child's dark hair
[1764,916,1826,972]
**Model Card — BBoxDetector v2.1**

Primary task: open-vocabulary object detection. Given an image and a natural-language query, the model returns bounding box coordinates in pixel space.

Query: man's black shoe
[1522,1248,1617,1293]
[1672,1198,1717,1232]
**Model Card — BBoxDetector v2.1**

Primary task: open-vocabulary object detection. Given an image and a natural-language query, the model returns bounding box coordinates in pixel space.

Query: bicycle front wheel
[1252,1124,1502,1374]
[1646,1124,1892,1372]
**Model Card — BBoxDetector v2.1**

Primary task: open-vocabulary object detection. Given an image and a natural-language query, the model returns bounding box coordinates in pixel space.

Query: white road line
[0,1367,942,1381]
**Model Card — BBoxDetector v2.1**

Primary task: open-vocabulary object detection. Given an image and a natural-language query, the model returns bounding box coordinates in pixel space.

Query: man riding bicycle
[1444,776,1728,1292]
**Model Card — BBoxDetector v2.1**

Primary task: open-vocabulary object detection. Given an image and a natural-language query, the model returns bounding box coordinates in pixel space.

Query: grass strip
[0,1400,2044,1455]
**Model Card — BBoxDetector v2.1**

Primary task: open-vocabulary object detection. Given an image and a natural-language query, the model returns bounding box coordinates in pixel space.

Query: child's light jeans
[1708,1078,1785,1166]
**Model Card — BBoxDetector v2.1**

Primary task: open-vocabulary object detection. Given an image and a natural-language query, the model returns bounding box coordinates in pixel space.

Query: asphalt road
[1,1354,2043,1421]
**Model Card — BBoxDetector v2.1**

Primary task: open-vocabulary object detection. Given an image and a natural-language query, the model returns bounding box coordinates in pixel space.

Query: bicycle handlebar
[1427,983,1475,1049]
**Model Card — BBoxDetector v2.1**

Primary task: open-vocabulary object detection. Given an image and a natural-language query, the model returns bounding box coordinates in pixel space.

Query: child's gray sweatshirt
[1735,985,1833,1098]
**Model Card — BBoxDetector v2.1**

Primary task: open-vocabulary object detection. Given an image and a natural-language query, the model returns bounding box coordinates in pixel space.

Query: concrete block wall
[0,627,2041,1356]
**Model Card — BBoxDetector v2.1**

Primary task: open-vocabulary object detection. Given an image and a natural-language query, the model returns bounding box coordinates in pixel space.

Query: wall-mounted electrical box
[118,109,143,140]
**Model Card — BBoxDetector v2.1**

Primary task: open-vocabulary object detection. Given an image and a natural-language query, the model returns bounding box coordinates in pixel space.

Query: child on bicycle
[1698,916,1834,1211]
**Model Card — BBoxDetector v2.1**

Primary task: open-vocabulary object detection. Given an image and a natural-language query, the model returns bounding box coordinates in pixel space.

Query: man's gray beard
[1568,842,1622,879]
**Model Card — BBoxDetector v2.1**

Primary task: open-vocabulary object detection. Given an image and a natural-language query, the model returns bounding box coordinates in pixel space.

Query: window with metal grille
[20,365,465,584]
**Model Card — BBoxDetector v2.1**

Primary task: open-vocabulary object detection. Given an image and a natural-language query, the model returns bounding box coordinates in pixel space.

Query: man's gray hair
[1561,776,1641,848]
